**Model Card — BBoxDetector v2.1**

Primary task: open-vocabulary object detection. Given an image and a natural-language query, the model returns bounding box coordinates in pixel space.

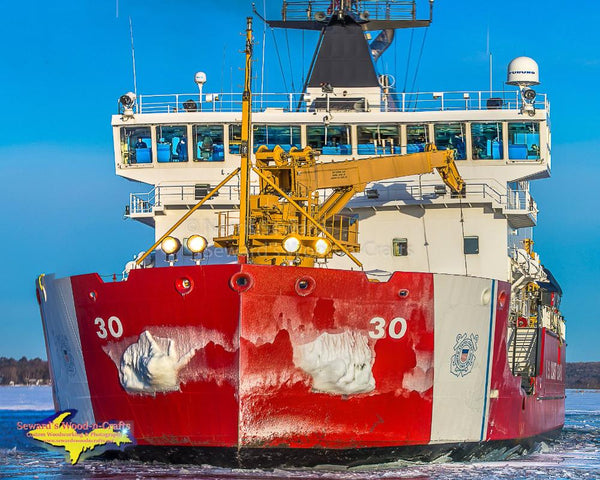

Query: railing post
[402,92,405,112]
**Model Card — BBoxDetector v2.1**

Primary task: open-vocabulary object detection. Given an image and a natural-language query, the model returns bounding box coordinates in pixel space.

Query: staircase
[507,327,539,378]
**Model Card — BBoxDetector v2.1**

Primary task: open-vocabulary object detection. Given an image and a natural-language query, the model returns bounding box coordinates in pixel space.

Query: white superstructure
[113,77,550,284]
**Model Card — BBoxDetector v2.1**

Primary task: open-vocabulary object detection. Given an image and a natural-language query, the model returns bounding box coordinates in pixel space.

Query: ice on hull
[37,263,565,466]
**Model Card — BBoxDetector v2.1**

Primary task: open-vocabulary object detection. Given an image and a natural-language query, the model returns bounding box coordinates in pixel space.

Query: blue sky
[0,0,598,361]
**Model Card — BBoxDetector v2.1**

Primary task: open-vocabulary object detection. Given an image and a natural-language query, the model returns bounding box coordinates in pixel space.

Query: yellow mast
[238,16,254,259]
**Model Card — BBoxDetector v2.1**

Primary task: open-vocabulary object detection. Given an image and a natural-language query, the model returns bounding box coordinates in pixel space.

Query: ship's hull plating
[37,264,565,466]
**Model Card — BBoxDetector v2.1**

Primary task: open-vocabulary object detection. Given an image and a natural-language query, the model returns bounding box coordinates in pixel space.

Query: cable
[270,28,289,92]
[402,28,414,93]
[459,196,469,276]
[409,27,429,109]
[285,29,296,92]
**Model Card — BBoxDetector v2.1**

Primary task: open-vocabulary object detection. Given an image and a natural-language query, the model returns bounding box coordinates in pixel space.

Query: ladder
[507,327,539,377]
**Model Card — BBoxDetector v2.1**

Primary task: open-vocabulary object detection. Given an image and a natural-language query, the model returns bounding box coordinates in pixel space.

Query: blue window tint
[193,125,225,161]
[434,123,466,160]
[508,122,540,160]
[357,125,399,155]
[307,125,351,155]
[471,123,503,160]
[120,126,152,164]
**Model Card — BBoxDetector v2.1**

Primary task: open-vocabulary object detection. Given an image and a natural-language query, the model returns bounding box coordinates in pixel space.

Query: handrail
[127,181,540,216]
[129,90,548,115]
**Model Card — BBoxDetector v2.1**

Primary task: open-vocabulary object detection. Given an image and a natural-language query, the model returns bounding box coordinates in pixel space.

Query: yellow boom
[296,147,463,221]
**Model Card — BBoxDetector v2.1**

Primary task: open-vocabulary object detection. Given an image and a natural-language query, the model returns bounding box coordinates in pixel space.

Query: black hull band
[102,427,563,468]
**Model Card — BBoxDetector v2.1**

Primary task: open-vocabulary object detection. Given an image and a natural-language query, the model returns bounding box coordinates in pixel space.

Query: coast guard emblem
[450,333,479,377]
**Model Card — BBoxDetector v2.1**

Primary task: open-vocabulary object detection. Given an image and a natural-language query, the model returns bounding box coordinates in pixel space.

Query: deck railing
[128,181,537,218]
[131,90,548,115]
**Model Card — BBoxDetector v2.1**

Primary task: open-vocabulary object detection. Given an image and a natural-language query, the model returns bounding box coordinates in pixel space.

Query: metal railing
[384,90,547,113]
[128,181,538,218]
[280,1,416,21]
[132,90,548,115]
[350,181,506,205]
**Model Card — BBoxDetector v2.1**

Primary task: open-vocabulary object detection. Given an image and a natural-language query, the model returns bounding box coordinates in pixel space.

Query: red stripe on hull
[486,282,565,441]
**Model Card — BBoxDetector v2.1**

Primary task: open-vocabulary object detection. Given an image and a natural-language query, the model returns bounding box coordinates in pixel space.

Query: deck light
[186,235,208,254]
[314,238,331,257]
[282,235,301,254]
[161,236,181,255]
[119,92,136,108]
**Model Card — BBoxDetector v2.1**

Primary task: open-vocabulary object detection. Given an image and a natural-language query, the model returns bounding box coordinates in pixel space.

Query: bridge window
[307,125,351,155]
[194,125,224,161]
[434,123,466,160]
[471,122,503,160]
[229,124,242,155]
[120,126,152,164]
[406,124,428,153]
[357,125,399,155]
[155,125,188,163]
[253,125,301,152]
[508,122,540,160]
[392,238,408,256]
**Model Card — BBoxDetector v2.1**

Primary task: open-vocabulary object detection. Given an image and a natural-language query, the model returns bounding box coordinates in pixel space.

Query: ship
[36,0,566,468]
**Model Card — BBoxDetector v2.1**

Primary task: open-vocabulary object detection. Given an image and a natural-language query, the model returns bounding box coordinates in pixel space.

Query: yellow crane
[138,17,465,270]
[214,144,464,268]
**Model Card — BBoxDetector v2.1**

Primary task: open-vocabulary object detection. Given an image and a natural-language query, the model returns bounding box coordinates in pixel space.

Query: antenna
[129,17,138,101]
[487,27,492,94]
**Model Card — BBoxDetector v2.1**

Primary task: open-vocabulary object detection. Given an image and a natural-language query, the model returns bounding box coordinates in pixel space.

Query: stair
[507,327,539,377]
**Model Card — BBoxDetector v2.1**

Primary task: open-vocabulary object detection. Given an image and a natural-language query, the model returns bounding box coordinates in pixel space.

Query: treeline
[566,362,600,389]
[0,357,599,388]
[0,357,50,385]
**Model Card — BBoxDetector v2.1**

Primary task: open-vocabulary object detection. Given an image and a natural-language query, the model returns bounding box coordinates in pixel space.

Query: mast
[264,1,434,106]
[238,17,254,259]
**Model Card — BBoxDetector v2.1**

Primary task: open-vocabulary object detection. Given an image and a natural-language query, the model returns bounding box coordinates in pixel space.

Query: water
[1,386,599,479]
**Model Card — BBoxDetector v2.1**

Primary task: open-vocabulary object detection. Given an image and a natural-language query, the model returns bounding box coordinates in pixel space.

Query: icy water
[1,387,599,479]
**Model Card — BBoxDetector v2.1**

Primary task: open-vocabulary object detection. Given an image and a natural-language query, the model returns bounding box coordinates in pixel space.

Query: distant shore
[0,357,50,386]
[3,357,600,389]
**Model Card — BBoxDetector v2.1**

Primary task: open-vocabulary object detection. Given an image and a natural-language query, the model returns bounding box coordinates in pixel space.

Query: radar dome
[507,57,539,86]
[194,71,207,85]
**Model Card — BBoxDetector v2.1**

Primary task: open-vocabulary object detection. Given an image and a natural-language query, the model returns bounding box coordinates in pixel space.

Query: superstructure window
[392,238,408,256]
[253,125,301,151]
[434,123,466,160]
[357,125,399,155]
[156,125,188,163]
[464,236,479,255]
[193,125,224,162]
[406,124,428,153]
[120,126,152,164]
[508,122,540,160]
[229,124,242,154]
[307,125,351,155]
[471,123,503,160]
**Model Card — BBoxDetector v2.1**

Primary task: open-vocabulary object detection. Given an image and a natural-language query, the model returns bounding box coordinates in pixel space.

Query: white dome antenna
[194,71,207,86]
[194,72,207,111]
[506,57,539,87]
[506,57,540,117]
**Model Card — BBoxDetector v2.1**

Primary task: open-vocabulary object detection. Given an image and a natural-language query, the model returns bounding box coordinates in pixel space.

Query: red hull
[38,264,565,463]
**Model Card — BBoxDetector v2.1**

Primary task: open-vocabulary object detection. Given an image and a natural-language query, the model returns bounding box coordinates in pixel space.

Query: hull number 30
[368,317,408,339]
[94,316,123,339]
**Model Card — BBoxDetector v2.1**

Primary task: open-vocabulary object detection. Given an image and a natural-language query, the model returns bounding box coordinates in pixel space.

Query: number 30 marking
[368,317,407,339]
[94,316,123,339]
